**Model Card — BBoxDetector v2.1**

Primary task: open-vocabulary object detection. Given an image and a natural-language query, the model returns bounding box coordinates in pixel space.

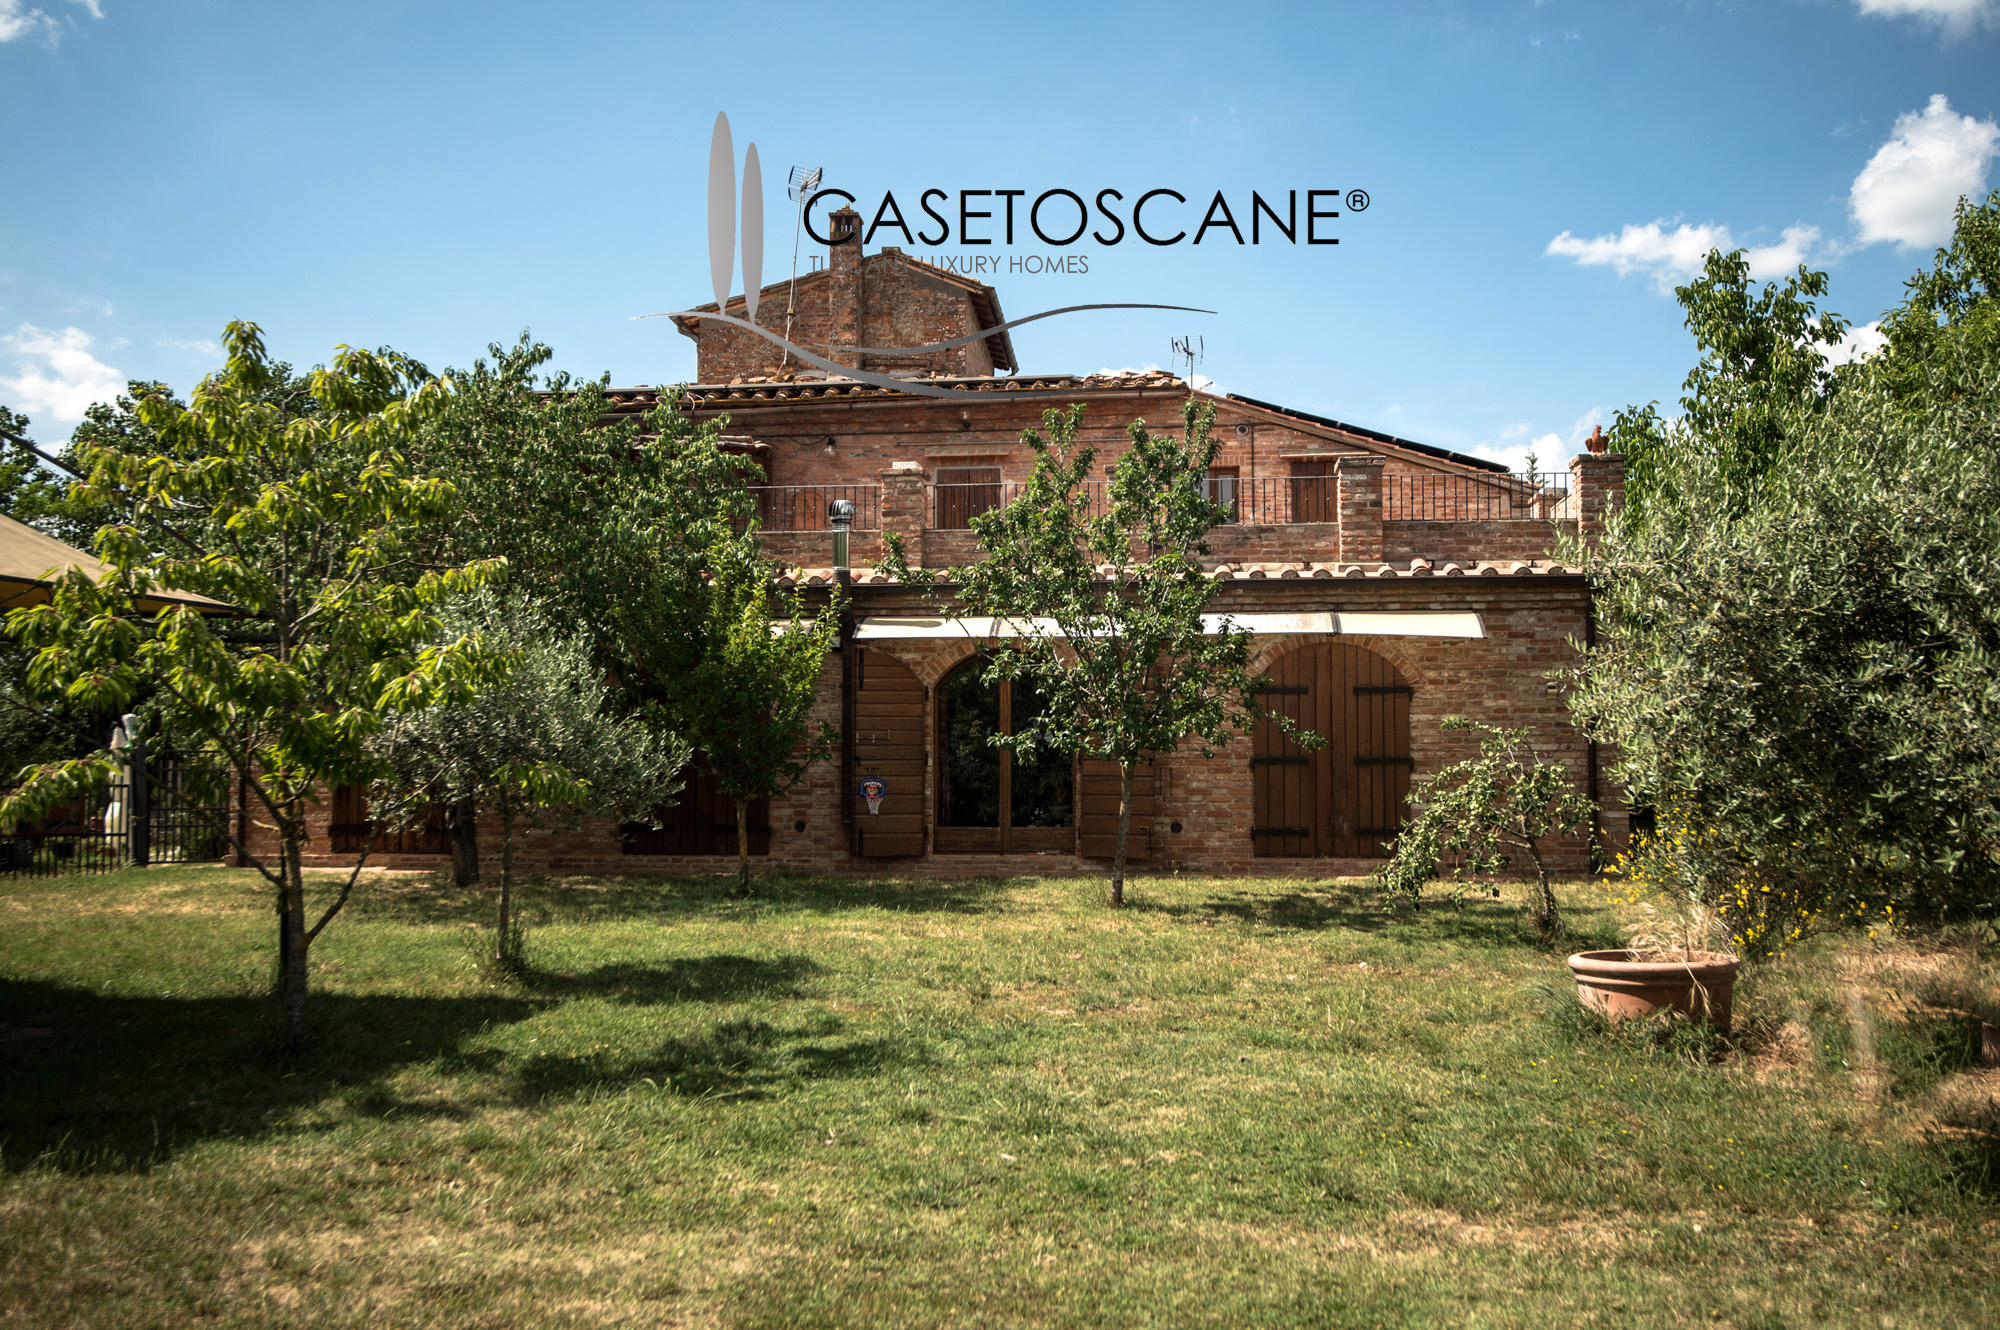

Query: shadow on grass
[351,871,1022,928]
[510,1013,910,1104]
[1130,880,1629,953]
[0,977,540,1174]
[0,948,863,1173]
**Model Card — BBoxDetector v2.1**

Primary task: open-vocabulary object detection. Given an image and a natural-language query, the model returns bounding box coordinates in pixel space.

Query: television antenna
[1170,334,1204,388]
[781,165,823,369]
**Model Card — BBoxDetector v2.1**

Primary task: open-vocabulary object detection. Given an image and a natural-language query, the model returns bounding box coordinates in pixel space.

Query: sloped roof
[593,372,1517,480]
[0,513,233,614]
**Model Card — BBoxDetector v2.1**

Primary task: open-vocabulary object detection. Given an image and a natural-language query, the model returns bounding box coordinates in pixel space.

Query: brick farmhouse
[257,210,1626,880]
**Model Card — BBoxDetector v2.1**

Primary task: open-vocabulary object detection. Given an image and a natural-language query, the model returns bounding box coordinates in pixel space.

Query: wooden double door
[1252,643,1412,858]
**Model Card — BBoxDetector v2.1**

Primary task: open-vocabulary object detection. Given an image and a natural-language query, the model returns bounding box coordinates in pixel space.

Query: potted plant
[1577,816,1746,1030]
[1569,896,1743,1030]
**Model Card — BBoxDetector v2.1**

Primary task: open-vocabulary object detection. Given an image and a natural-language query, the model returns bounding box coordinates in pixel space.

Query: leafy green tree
[1573,196,2000,939]
[890,400,1311,907]
[0,321,500,1041]
[1569,367,2000,934]
[1615,251,1850,511]
[372,591,686,964]
[672,538,840,895]
[1877,188,2000,400]
[403,335,760,880]
[0,405,72,532]
[1374,718,1597,940]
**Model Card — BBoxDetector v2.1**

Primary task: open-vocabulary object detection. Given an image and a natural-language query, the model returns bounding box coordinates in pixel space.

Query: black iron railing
[747,485,882,531]
[1,752,230,877]
[1383,472,1571,521]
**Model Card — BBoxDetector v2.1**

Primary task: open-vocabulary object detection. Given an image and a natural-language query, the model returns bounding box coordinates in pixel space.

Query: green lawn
[2,866,1995,1329]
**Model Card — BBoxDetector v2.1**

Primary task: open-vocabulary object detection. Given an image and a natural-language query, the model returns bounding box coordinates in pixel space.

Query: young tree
[890,399,1312,907]
[0,322,499,1041]
[670,537,840,895]
[371,591,686,964]
[1374,718,1597,940]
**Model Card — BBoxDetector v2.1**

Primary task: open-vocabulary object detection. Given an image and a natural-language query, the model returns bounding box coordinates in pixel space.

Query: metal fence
[746,484,882,531]
[1,751,231,878]
[1383,471,1571,522]
[922,473,1573,529]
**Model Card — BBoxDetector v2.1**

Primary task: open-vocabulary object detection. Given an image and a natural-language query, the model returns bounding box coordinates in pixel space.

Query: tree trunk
[448,795,479,887]
[1526,839,1561,940]
[731,795,752,898]
[496,805,515,966]
[280,830,308,1042]
[1108,763,1133,908]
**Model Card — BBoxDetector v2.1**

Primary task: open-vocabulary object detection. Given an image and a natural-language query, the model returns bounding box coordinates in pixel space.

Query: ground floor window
[327,784,449,855]
[935,658,1074,854]
[621,758,770,856]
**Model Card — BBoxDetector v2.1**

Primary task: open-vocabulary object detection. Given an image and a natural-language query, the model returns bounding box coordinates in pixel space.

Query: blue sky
[2,0,1995,472]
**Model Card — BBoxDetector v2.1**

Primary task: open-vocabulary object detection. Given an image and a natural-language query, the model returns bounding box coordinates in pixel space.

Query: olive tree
[371,591,686,964]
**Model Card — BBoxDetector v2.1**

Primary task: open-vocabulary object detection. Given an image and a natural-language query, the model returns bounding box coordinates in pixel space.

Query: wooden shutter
[853,649,926,856]
[1289,459,1337,524]
[934,465,1002,530]
[1078,757,1152,860]
[1252,643,1411,858]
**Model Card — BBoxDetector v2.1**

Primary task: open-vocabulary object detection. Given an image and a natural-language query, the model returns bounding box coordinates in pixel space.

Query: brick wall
[251,578,1606,881]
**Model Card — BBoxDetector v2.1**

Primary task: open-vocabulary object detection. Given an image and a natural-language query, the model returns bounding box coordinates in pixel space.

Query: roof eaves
[1224,393,1510,474]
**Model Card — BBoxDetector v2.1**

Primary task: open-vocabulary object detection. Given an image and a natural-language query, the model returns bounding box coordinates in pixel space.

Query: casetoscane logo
[644,113,1374,402]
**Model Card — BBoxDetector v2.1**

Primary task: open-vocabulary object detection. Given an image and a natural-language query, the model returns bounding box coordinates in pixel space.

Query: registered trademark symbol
[1346,189,1369,212]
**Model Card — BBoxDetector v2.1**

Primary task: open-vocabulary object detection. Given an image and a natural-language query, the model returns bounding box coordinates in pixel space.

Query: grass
[1,865,1996,1328]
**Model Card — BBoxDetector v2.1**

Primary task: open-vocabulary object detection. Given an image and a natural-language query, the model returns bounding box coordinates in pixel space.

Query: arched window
[935,658,1074,854]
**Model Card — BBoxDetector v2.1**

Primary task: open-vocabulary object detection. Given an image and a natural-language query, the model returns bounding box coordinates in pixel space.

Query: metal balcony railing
[745,485,882,531]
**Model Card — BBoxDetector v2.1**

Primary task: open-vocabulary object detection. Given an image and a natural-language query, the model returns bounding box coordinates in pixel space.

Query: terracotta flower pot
[1567,949,1743,1030]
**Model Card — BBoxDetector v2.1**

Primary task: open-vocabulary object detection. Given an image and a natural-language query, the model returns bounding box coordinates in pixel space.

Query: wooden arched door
[1251,643,1412,858]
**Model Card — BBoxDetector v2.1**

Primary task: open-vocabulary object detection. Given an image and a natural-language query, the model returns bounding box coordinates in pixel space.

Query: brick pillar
[1569,452,1626,540]
[881,461,927,568]
[1336,454,1385,563]
[827,207,863,374]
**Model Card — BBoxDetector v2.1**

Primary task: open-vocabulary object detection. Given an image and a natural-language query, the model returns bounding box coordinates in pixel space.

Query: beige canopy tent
[0,512,234,615]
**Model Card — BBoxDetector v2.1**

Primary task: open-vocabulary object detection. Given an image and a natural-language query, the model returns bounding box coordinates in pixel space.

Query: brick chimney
[826,207,862,373]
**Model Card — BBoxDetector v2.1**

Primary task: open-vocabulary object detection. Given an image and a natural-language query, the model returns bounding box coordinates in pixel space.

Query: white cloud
[1744,224,1823,279]
[0,1,58,41]
[1469,411,1603,476]
[1855,0,1997,38]
[1545,220,1735,293]
[1826,319,1889,365]
[0,0,101,43]
[158,336,220,358]
[1850,95,2000,249]
[0,324,124,430]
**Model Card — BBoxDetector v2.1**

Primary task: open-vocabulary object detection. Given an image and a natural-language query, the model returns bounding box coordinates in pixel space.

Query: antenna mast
[1170,334,1204,390]
[781,165,822,371]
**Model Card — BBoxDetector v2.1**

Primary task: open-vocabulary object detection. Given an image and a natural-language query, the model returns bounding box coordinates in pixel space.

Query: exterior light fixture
[828,498,855,572]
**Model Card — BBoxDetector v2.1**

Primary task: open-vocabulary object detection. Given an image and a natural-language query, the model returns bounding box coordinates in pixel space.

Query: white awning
[1330,611,1484,638]
[853,611,1484,641]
